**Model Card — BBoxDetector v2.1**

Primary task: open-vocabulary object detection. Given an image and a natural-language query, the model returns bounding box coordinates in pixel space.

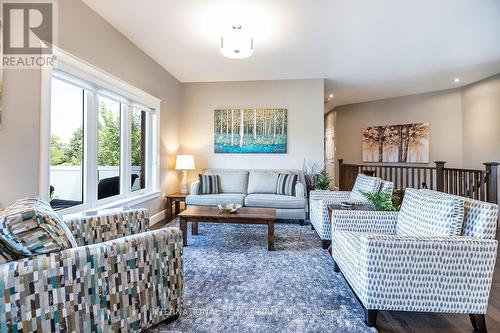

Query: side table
[165,193,187,219]
[327,203,374,216]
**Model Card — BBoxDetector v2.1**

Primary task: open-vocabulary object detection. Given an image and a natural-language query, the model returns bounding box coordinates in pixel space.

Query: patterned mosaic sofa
[310,174,394,248]
[331,188,498,332]
[0,208,184,332]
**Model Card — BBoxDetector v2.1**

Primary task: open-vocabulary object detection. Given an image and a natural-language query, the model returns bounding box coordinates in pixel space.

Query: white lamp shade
[220,25,254,59]
[175,155,195,170]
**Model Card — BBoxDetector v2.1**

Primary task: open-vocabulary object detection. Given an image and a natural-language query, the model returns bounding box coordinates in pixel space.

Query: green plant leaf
[314,169,331,190]
[361,191,400,211]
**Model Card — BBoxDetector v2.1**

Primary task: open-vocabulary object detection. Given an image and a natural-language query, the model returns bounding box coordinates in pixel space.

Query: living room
[0,0,499,332]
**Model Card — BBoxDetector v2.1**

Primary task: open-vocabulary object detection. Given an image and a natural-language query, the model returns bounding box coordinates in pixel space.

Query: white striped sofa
[310,174,394,248]
[187,169,307,223]
[331,188,499,332]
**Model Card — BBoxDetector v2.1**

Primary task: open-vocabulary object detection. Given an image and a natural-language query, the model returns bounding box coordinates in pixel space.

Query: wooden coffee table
[178,206,276,251]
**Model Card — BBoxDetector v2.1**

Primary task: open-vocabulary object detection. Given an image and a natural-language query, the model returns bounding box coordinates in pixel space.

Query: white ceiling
[82,0,500,111]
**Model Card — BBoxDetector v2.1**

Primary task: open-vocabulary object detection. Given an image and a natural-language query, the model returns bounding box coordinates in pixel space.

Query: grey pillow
[349,174,382,201]
[0,198,77,258]
[205,171,248,194]
[396,188,465,237]
[247,171,279,194]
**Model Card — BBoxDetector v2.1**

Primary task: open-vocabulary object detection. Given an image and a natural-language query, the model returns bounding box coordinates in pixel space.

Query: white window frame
[40,47,161,215]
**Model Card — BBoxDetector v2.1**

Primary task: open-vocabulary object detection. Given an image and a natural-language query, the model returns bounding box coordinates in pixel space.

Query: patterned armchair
[331,188,498,332]
[0,208,183,332]
[310,174,394,248]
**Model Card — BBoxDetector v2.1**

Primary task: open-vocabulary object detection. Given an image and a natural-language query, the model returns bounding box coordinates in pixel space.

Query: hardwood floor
[155,217,500,332]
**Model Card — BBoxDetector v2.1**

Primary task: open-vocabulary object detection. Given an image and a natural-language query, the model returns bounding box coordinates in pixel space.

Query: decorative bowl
[217,203,242,214]
[340,201,355,210]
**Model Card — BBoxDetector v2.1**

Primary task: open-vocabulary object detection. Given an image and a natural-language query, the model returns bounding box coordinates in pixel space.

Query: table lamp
[175,155,195,194]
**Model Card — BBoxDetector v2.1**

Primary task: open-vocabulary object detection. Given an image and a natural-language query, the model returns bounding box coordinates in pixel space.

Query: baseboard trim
[150,209,167,226]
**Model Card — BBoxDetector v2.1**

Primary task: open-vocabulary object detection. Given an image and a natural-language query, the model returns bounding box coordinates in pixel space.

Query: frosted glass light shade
[220,24,254,59]
[175,155,195,170]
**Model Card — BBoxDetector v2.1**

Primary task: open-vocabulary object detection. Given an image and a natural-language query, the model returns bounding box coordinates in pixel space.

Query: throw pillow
[247,171,279,194]
[349,174,382,201]
[0,198,78,258]
[419,189,498,239]
[276,173,298,196]
[0,241,17,263]
[396,188,465,237]
[199,174,220,194]
[205,170,249,193]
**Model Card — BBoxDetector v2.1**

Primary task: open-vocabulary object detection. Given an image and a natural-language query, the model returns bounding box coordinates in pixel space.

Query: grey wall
[180,79,325,181]
[0,0,182,213]
[324,110,336,130]
[333,89,464,168]
[0,69,41,207]
[328,75,500,201]
[462,74,500,201]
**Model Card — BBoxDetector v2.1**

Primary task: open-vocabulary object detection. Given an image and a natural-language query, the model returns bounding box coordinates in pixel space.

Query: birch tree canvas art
[214,109,287,153]
[362,123,429,163]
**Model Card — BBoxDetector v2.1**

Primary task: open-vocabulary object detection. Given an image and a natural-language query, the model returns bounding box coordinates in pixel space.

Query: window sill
[96,191,162,210]
[62,191,162,218]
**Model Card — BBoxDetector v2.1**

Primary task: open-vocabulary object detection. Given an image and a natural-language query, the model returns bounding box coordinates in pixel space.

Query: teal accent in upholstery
[0,198,77,258]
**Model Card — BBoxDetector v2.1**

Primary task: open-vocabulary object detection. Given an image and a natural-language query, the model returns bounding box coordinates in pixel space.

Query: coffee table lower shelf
[178,206,276,251]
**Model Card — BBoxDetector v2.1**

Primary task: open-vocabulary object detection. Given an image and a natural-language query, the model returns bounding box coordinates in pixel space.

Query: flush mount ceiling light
[454,78,460,83]
[220,24,254,59]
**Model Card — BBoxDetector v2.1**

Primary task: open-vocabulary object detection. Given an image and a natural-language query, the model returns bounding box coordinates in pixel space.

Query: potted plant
[314,170,331,191]
[303,159,320,193]
[362,192,400,211]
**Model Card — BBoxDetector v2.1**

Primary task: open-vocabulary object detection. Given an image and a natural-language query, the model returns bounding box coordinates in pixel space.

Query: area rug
[148,220,377,333]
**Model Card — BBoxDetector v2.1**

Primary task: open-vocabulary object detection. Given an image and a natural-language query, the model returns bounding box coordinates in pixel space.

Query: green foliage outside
[361,192,400,211]
[50,135,67,165]
[65,127,83,165]
[130,111,143,166]
[97,105,120,166]
[50,103,144,167]
[314,170,331,190]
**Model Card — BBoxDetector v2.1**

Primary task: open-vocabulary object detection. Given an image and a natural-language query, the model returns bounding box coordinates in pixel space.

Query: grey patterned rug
[148,220,376,333]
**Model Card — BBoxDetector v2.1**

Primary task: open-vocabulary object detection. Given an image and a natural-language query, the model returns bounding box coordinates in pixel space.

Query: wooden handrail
[338,159,498,204]
[443,167,484,173]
